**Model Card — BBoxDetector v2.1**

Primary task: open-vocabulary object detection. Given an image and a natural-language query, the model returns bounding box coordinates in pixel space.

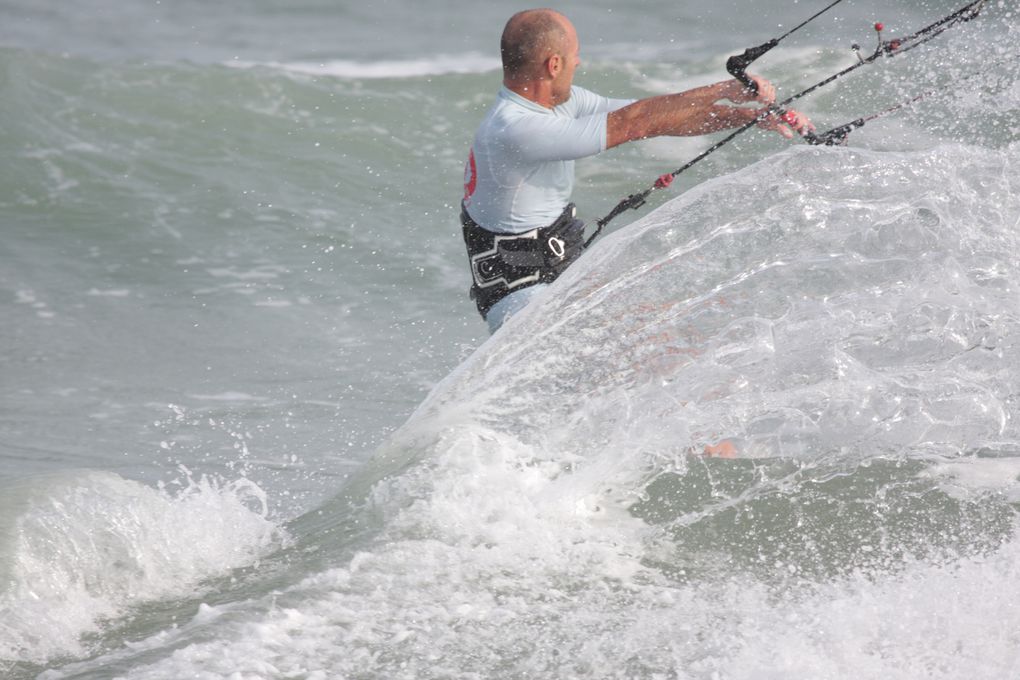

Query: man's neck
[504,78,557,109]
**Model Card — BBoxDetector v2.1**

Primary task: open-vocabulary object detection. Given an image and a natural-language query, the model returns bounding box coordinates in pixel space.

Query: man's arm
[567,85,636,117]
[606,76,811,148]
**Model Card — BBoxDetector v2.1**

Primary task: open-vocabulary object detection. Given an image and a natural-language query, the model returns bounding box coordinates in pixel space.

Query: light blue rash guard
[462,85,634,234]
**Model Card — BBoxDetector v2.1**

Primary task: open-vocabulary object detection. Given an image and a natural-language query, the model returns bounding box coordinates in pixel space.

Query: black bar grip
[726,39,779,92]
[803,119,865,146]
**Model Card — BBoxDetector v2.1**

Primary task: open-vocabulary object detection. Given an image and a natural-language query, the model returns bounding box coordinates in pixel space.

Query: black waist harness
[461,203,586,319]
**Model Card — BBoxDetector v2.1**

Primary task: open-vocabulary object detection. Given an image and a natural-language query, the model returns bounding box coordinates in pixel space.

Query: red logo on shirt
[463,149,477,202]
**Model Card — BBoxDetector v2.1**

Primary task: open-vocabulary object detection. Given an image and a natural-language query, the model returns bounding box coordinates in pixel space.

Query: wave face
[418,143,1020,461]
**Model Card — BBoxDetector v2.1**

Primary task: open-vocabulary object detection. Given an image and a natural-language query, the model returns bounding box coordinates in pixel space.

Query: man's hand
[723,75,815,139]
[757,108,815,139]
[725,74,776,105]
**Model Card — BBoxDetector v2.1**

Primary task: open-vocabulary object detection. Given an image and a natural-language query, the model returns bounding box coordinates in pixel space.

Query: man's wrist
[723,78,753,103]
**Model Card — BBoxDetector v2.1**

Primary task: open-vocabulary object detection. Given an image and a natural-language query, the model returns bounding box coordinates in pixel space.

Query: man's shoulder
[569,85,601,98]
[479,89,549,135]
[562,85,603,111]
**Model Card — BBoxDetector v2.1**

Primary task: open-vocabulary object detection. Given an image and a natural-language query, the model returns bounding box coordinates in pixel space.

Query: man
[461,8,812,333]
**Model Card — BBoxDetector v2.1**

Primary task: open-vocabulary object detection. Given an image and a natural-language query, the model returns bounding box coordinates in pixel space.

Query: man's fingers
[750,75,776,105]
[781,109,816,135]
[756,110,809,139]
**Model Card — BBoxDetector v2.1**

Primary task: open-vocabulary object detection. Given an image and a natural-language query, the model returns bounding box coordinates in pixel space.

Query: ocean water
[1,0,1019,677]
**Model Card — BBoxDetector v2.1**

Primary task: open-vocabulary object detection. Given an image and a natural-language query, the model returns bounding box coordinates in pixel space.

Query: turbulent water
[2,0,1019,678]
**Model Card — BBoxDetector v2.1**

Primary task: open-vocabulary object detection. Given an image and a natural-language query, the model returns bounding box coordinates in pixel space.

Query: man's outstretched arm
[606,75,813,148]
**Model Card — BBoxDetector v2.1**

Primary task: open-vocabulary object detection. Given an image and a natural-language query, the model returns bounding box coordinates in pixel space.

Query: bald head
[500,9,571,79]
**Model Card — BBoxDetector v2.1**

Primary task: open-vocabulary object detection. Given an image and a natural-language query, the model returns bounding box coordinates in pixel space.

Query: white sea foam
[52,422,1020,680]
[229,54,501,80]
[0,471,286,665]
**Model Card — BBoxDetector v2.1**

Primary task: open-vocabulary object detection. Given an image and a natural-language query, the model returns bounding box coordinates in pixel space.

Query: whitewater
[1,0,1018,677]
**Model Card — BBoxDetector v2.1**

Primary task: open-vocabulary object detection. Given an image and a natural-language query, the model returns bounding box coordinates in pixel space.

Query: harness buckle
[547,236,566,259]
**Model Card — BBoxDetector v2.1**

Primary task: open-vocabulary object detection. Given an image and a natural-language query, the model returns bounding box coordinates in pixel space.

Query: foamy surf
[0,471,286,667]
[227,54,502,79]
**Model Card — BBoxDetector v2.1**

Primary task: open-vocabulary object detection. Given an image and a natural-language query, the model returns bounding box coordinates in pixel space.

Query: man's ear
[546,53,562,78]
